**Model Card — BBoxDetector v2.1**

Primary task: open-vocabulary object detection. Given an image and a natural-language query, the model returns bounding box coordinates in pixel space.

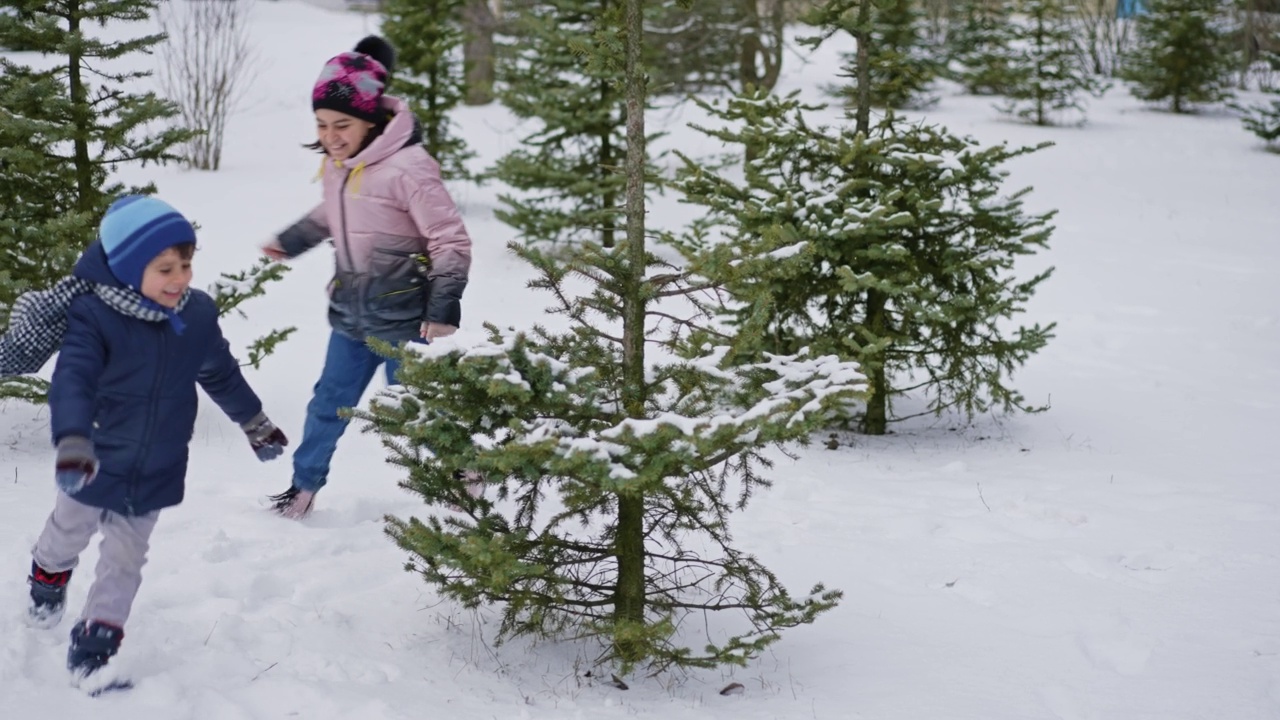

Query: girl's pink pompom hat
[311,35,396,123]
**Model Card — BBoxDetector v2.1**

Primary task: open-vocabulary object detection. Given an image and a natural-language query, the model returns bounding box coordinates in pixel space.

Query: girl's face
[315,109,375,162]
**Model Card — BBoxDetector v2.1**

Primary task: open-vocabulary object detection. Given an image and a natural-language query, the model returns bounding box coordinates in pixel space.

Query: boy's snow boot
[268,485,315,520]
[67,620,124,680]
[27,561,72,628]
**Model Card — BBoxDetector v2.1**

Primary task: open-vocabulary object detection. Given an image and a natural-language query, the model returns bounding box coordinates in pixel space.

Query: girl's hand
[421,322,457,341]
[262,239,288,261]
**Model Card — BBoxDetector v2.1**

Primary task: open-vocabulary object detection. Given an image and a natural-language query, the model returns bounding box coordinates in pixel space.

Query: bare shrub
[157,0,257,171]
[1072,0,1135,77]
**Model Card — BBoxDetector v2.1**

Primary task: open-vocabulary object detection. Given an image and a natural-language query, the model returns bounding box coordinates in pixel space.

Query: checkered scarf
[93,284,190,325]
[0,277,190,377]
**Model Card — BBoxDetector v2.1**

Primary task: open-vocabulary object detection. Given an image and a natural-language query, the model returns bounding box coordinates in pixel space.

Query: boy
[24,195,288,688]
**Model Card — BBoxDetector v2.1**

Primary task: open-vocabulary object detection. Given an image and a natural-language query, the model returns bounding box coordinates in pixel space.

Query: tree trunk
[862,289,888,435]
[854,0,879,433]
[1239,1,1258,89]
[600,78,616,248]
[462,0,497,105]
[738,0,776,164]
[613,0,648,661]
[67,3,95,215]
[1035,19,1045,126]
[737,0,785,94]
[855,0,872,135]
[763,0,785,90]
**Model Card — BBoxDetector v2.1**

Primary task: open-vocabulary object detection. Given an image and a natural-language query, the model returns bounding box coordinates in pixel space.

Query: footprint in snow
[1038,683,1096,720]
[1076,625,1156,676]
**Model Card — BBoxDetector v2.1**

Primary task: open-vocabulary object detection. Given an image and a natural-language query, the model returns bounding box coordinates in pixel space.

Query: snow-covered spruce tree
[490,0,657,248]
[381,0,478,182]
[1232,90,1280,150]
[355,0,863,672]
[0,0,193,401]
[816,0,940,110]
[673,91,1055,435]
[1122,0,1235,113]
[1000,0,1109,126]
[945,0,1020,96]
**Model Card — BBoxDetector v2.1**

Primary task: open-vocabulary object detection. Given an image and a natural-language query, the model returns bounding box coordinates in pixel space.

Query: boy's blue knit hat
[98,195,197,291]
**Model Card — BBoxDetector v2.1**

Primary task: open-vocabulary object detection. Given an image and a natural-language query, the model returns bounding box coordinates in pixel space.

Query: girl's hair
[304,111,392,156]
[172,242,196,260]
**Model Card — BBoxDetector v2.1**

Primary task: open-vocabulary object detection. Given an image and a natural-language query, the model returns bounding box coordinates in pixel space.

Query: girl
[262,36,473,519]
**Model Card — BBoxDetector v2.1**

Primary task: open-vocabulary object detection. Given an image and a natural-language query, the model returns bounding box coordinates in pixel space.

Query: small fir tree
[1232,90,1280,150]
[490,0,657,248]
[1122,0,1235,112]
[674,91,1056,435]
[356,0,863,672]
[946,0,1020,95]
[381,0,478,182]
[1000,0,1109,126]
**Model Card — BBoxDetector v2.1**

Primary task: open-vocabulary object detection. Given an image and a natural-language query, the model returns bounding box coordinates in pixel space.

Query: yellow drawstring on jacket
[347,162,366,196]
[314,158,366,195]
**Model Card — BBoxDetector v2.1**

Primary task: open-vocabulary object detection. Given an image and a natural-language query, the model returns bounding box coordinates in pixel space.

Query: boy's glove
[55,436,98,495]
[241,413,288,461]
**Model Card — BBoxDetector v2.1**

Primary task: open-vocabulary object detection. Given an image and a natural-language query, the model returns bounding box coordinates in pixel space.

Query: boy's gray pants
[31,491,160,627]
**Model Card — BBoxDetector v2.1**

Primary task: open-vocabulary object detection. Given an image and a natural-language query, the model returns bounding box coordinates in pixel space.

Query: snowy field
[1,1,1279,718]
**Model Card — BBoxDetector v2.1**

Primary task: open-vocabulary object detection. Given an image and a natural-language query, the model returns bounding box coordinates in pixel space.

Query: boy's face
[140,247,193,308]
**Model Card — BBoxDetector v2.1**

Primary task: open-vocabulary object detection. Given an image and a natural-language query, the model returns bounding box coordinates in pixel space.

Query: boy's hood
[73,240,125,288]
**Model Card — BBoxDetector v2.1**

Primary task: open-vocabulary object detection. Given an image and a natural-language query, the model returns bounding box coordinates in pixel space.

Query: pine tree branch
[644,309,708,334]
[653,280,720,298]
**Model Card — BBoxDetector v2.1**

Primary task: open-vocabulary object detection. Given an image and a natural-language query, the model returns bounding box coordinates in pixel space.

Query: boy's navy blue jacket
[49,242,263,516]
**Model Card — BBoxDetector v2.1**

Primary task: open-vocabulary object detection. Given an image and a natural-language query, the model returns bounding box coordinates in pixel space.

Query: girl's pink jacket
[277,96,472,343]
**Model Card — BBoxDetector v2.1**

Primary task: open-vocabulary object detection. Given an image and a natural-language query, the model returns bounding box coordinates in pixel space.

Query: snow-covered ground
[2,1,1278,717]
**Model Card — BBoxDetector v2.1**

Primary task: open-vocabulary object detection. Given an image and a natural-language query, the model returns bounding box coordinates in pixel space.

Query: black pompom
[353,35,396,75]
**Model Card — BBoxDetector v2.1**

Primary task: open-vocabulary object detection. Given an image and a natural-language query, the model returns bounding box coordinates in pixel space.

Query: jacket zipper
[336,169,364,337]
[128,324,167,515]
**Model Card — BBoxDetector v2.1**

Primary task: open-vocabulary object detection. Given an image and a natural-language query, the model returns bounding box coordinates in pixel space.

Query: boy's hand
[55,436,98,495]
[241,413,288,461]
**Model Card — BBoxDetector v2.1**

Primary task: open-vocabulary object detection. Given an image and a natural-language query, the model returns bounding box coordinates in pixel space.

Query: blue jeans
[291,331,419,493]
